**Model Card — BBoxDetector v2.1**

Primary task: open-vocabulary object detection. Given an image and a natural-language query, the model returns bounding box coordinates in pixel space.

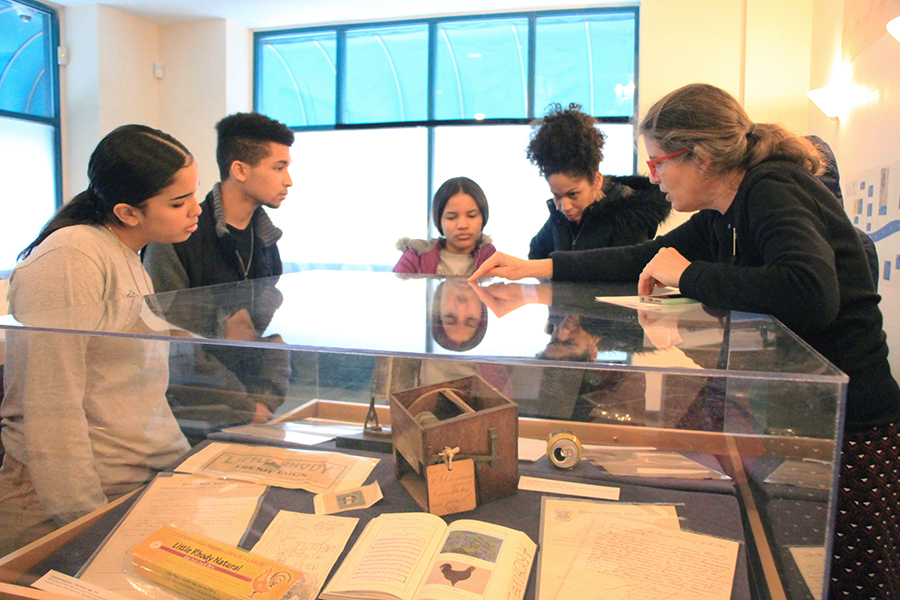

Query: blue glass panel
[0,2,52,118]
[258,31,337,127]
[344,25,428,124]
[535,13,635,117]
[435,18,529,120]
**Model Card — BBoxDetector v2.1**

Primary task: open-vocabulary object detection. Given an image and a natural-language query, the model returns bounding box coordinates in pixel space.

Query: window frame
[253,7,640,265]
[0,0,63,211]
[254,6,639,132]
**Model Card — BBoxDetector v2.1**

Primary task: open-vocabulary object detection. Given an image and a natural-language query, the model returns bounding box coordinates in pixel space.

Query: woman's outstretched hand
[468,252,553,282]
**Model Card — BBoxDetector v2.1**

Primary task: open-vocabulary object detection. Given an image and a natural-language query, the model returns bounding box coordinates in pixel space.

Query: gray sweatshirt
[1,224,189,524]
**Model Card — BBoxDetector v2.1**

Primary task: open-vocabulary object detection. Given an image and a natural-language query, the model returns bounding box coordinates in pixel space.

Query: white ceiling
[47,0,627,29]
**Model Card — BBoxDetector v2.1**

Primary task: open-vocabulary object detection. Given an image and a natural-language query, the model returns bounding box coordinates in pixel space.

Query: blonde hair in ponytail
[638,83,823,176]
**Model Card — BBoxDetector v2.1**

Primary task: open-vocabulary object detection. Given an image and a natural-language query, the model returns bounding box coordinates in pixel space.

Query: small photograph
[335,491,364,509]
[440,531,503,563]
[424,559,491,593]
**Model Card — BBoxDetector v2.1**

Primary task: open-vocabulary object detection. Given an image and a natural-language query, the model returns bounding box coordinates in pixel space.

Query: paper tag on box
[427,458,477,516]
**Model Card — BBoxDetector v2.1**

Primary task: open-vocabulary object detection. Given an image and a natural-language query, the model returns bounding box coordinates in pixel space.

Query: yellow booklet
[321,512,535,600]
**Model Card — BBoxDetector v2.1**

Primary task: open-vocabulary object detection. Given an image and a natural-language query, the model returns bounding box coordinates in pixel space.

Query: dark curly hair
[216,112,295,181]
[526,103,606,182]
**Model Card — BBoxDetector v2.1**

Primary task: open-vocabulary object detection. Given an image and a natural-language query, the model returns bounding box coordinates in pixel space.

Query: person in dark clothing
[472,83,900,599]
[144,112,294,289]
[526,103,670,259]
[143,113,296,426]
[806,135,879,290]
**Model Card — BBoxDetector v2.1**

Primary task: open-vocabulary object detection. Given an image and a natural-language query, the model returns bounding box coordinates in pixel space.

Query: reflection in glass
[435,18,529,120]
[257,31,337,127]
[430,278,488,352]
[344,25,428,124]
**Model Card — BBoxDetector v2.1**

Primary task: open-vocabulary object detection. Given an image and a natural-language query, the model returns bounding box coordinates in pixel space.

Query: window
[434,18,529,120]
[257,30,337,127]
[0,0,60,273]
[255,9,638,271]
[535,13,636,116]
[344,25,428,124]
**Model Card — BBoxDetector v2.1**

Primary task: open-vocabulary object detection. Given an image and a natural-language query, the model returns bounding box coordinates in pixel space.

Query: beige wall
[158,19,251,196]
[61,8,251,199]
[829,3,900,379]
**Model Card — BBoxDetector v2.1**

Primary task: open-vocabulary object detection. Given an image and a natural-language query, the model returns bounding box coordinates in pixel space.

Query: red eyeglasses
[646,149,689,177]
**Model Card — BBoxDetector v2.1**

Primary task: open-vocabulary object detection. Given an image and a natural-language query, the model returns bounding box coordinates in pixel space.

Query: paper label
[314,481,384,514]
[427,458,477,516]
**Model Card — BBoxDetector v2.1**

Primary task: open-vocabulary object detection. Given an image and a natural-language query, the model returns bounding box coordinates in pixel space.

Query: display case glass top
[0,270,848,380]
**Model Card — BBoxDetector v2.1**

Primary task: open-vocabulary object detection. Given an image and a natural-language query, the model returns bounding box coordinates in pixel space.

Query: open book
[321,512,536,600]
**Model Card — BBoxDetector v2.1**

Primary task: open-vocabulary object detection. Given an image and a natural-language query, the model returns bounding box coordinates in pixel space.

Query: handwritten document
[554,515,739,600]
[78,473,265,600]
[174,442,379,492]
[251,510,358,600]
[538,497,681,600]
[427,458,477,516]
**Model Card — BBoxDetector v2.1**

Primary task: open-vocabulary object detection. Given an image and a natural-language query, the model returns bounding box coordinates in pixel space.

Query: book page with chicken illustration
[416,519,536,600]
[321,513,535,600]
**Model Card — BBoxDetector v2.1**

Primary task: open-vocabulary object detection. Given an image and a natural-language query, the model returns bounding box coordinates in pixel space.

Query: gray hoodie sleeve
[143,242,190,293]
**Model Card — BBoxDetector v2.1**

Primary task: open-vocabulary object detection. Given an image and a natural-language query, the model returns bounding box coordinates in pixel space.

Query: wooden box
[390,375,518,513]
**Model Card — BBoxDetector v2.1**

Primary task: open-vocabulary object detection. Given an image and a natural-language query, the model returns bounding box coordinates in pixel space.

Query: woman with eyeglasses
[471,83,900,598]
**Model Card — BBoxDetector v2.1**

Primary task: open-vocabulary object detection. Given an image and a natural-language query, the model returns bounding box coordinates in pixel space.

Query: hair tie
[747,123,757,138]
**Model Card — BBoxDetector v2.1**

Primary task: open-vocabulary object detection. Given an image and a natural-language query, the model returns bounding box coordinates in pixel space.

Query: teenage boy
[144,113,295,429]
[144,112,295,289]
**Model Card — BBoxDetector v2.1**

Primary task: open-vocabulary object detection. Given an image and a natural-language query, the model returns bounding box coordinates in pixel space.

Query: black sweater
[552,160,900,429]
[528,175,671,259]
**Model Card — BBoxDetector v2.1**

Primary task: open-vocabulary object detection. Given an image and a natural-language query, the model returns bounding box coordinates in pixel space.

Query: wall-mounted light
[12,2,36,22]
[888,16,900,42]
[807,86,842,119]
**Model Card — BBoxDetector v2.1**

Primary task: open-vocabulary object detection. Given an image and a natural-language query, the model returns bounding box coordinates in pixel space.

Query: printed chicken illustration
[439,563,475,587]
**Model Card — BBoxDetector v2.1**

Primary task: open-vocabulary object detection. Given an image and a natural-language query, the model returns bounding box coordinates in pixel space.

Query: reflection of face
[136,161,202,244]
[240,142,293,209]
[547,172,602,224]
[441,192,484,255]
[542,315,599,361]
[440,278,483,344]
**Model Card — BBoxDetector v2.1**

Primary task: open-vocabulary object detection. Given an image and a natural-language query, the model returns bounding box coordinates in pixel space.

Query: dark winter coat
[528,175,671,259]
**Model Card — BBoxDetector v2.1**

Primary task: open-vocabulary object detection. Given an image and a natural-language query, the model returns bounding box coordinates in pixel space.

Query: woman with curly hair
[527,103,671,259]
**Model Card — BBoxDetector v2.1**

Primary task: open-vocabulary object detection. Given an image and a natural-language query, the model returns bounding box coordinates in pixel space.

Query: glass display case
[0,270,846,600]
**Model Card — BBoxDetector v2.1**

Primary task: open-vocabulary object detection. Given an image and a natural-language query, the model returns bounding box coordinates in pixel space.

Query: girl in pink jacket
[393,177,496,276]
